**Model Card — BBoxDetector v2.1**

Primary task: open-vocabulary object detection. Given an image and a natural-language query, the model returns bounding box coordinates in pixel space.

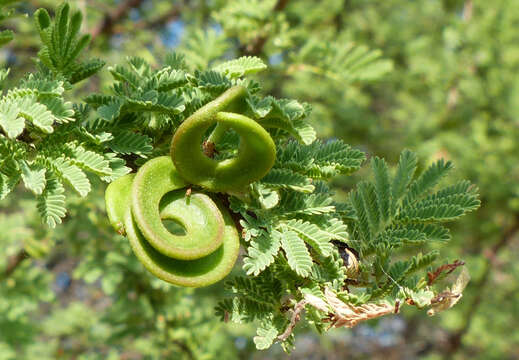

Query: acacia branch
[110,2,186,35]
[2,249,29,280]
[90,0,146,40]
[240,0,290,56]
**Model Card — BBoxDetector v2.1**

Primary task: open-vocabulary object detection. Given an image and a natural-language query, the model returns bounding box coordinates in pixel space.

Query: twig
[90,0,146,40]
[2,249,29,280]
[427,260,465,286]
[113,3,186,33]
[277,299,307,341]
[240,0,290,56]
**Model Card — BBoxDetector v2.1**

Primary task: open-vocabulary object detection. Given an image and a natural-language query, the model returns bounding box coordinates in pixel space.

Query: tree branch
[2,249,29,280]
[108,1,187,36]
[240,0,290,56]
[90,0,146,40]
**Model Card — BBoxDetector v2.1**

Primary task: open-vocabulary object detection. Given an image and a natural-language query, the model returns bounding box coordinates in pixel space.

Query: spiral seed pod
[171,86,276,192]
[105,173,135,235]
[105,156,240,287]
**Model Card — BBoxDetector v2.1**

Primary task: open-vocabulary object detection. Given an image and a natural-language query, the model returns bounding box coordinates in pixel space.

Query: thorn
[202,140,216,158]
[394,300,400,314]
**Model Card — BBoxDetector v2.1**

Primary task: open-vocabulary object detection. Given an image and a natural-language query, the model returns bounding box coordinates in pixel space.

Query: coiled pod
[171,86,276,192]
[105,156,240,287]
[105,86,277,286]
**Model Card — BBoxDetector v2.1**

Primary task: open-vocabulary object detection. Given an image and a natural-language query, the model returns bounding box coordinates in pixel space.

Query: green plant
[106,156,240,287]
[171,85,276,192]
[0,2,483,356]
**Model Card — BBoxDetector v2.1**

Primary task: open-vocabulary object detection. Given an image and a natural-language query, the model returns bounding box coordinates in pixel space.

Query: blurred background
[1,0,518,359]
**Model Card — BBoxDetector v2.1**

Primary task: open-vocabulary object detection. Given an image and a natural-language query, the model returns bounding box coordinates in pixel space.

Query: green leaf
[213,56,267,78]
[109,64,141,89]
[97,101,122,121]
[20,161,46,195]
[243,232,281,276]
[405,288,435,308]
[261,168,314,193]
[391,150,417,215]
[255,184,280,209]
[321,218,350,242]
[164,52,188,70]
[69,59,105,84]
[397,203,466,222]
[276,140,365,178]
[107,131,153,156]
[278,190,335,216]
[180,28,228,70]
[39,96,74,123]
[52,157,91,197]
[153,68,187,91]
[407,250,440,274]
[100,153,131,182]
[18,96,54,133]
[349,186,371,242]
[36,176,66,228]
[0,170,20,200]
[291,118,316,145]
[64,143,112,176]
[282,219,333,257]
[403,158,453,206]
[372,156,391,222]
[195,70,232,93]
[280,230,313,277]
[295,39,393,82]
[0,100,24,138]
[254,320,279,350]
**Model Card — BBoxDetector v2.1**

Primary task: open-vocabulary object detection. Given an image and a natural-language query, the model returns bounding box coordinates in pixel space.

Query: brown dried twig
[277,287,396,341]
[427,260,465,285]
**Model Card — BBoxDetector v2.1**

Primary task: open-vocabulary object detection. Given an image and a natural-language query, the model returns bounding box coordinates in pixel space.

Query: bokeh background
[1,0,518,359]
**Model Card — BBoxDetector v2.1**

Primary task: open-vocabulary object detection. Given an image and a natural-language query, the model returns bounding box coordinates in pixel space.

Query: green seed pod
[105,173,135,235]
[105,156,240,287]
[171,86,276,192]
[125,194,240,288]
[131,156,224,260]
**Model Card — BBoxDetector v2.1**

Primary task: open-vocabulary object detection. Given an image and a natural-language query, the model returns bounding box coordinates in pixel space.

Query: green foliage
[0,7,131,227]
[0,0,22,49]
[290,37,394,82]
[0,1,493,358]
[34,3,105,84]
[221,148,478,349]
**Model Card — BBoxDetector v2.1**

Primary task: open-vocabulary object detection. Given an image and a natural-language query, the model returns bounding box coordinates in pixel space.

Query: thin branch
[240,0,290,56]
[277,299,307,341]
[90,0,146,40]
[118,3,185,32]
[427,260,465,286]
[2,249,29,280]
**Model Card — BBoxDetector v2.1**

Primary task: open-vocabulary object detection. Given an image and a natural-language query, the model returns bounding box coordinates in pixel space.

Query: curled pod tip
[131,156,224,260]
[105,173,135,235]
[105,156,241,287]
[171,86,276,192]
[124,191,240,288]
